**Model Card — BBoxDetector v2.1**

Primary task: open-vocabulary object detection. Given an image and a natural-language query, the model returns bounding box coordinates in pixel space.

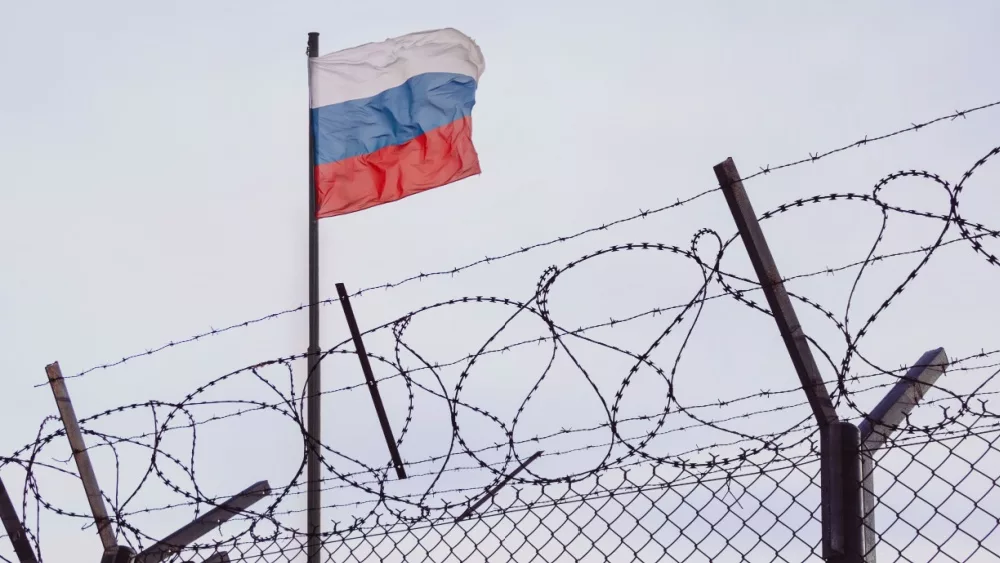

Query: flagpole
[305,30,322,563]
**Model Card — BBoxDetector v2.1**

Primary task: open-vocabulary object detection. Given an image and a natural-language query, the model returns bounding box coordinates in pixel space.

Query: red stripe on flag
[315,116,480,218]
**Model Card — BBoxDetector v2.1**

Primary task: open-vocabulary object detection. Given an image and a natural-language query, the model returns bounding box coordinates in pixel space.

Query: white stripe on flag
[309,28,485,109]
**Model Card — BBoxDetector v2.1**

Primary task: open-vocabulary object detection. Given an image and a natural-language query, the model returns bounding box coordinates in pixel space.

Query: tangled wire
[2,108,1000,563]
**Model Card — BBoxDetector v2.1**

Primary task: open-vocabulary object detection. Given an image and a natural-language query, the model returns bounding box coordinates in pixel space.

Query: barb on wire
[4,124,1000,563]
[58,98,1000,385]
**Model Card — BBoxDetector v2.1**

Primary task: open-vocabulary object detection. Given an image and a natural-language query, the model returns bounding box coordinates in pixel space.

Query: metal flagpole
[306,30,322,563]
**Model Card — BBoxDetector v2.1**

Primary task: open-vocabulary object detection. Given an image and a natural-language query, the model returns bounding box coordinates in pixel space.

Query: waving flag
[309,28,486,218]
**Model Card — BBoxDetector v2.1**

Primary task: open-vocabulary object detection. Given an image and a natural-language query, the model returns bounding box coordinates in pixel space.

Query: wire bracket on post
[712,158,838,427]
[456,451,543,522]
[336,282,407,479]
[857,347,948,562]
[0,476,39,563]
[44,361,120,559]
[134,480,270,563]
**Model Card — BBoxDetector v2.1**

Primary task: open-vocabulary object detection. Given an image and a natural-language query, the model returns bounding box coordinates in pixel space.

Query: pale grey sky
[2,1,999,562]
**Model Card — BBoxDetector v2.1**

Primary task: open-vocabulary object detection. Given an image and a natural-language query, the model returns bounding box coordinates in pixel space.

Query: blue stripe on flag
[312,72,478,166]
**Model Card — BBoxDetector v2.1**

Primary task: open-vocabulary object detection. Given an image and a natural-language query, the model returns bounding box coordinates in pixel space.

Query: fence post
[44,362,119,558]
[829,421,863,563]
[713,157,850,557]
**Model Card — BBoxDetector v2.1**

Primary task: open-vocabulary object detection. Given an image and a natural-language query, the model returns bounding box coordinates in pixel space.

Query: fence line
[2,113,1000,563]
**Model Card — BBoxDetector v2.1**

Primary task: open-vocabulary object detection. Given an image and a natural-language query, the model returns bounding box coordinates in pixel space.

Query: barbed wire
[58,98,1000,384]
[3,116,1000,563]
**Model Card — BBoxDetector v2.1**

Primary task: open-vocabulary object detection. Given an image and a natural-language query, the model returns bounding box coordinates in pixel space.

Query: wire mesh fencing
[168,395,1000,563]
[2,103,1000,563]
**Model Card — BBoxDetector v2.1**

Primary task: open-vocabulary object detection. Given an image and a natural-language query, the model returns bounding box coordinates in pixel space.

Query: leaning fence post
[713,157,849,558]
[134,480,270,563]
[857,347,948,562]
[336,283,407,479]
[44,361,120,561]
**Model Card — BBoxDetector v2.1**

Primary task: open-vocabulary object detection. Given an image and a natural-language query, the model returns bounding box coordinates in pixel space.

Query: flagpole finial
[307,32,319,57]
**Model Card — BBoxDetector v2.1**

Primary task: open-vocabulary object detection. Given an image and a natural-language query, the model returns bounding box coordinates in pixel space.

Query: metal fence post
[714,157,849,557]
[830,421,863,563]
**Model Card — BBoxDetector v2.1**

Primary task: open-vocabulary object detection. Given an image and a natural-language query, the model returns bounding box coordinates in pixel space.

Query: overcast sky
[2,1,999,562]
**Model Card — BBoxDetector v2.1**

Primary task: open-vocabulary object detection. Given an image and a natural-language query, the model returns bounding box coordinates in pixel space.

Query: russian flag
[309,28,486,218]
